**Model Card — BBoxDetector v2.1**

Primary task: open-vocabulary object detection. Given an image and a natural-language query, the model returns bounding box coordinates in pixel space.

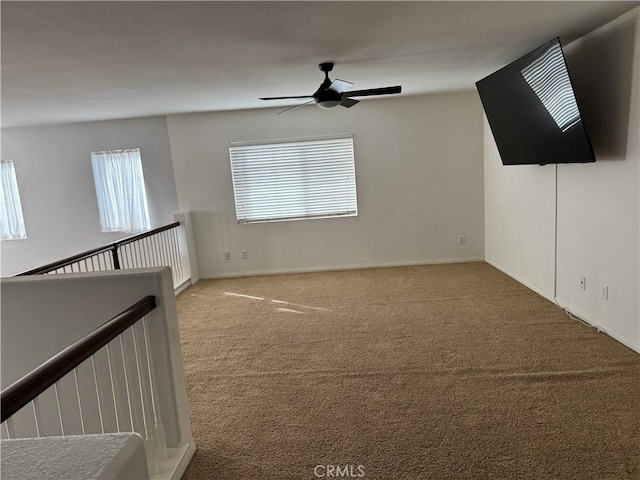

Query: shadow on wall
[566,16,637,162]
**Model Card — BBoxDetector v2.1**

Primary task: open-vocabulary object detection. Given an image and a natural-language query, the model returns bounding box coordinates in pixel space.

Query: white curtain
[91,149,150,233]
[0,160,27,241]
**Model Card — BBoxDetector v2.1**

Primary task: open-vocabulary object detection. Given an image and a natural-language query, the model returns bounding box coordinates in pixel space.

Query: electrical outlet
[458,235,466,245]
[224,252,231,261]
[579,277,587,290]
[241,250,248,259]
[601,286,609,300]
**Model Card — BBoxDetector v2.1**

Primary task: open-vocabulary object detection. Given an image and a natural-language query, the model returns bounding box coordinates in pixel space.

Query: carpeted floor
[175,262,640,480]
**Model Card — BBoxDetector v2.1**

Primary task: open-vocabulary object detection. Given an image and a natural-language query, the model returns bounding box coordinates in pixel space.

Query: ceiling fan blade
[340,97,359,108]
[327,79,354,94]
[260,95,314,101]
[277,99,315,115]
[344,86,402,97]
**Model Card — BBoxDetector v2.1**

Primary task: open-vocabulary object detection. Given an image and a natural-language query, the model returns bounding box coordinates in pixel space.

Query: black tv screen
[476,37,595,166]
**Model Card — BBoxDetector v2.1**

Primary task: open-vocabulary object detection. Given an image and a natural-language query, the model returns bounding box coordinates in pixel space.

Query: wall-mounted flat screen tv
[476,37,595,166]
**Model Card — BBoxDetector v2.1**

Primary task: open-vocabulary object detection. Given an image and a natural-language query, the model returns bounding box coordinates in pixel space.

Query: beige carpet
[175,262,640,480]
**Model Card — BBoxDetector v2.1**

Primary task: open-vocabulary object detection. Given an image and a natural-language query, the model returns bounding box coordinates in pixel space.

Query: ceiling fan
[259,62,402,114]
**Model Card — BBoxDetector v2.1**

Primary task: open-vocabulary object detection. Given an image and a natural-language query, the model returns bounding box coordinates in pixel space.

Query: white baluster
[143,316,167,460]
[169,229,180,284]
[126,243,135,268]
[149,236,157,267]
[106,342,126,432]
[90,347,117,433]
[174,227,185,283]
[120,331,145,438]
[27,387,64,437]
[136,240,145,267]
[71,355,103,435]
[131,241,139,267]
[138,238,147,267]
[141,239,149,267]
[103,251,113,270]
[5,418,16,439]
[168,229,176,273]
[132,321,158,474]
[159,231,169,270]
[73,369,86,435]
[160,231,169,274]
[119,245,128,269]
[126,243,135,269]
[150,234,161,268]
[91,356,106,433]
[53,382,66,435]
[55,374,84,435]
[31,399,42,437]
[143,238,152,267]
[118,336,136,431]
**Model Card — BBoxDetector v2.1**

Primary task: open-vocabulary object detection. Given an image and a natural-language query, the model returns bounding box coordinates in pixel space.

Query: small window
[0,160,27,241]
[91,148,150,233]
[229,135,358,223]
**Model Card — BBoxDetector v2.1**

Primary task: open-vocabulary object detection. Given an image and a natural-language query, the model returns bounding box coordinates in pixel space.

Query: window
[0,160,27,241]
[229,135,357,223]
[91,148,150,233]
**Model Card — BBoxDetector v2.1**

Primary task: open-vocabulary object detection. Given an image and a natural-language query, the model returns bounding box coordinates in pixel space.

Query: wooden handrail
[15,244,116,276]
[1,295,157,423]
[107,221,180,248]
[15,222,180,276]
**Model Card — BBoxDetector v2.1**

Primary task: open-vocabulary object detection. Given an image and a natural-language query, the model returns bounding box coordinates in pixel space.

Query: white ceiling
[1,1,637,128]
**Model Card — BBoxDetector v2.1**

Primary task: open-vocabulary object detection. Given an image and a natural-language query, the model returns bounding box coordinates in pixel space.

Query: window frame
[228,134,358,224]
[91,148,151,234]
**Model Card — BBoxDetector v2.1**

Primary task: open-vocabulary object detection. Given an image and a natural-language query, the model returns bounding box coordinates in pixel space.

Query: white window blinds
[229,135,357,224]
[521,41,580,132]
[91,148,151,233]
[0,160,27,241]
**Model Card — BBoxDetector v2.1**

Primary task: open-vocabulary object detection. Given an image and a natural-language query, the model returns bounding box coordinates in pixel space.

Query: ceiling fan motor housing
[315,63,341,108]
[314,79,341,108]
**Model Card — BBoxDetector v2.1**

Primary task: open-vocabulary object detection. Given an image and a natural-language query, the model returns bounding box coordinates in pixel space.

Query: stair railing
[1,296,168,475]
[16,222,188,290]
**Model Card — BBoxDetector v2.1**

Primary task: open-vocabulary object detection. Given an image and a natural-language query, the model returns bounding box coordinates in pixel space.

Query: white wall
[167,92,485,278]
[484,144,556,299]
[556,9,640,351]
[0,116,179,276]
[484,8,640,352]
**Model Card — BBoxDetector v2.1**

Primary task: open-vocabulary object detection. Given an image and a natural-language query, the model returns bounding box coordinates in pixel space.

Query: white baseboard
[484,256,555,303]
[151,440,196,480]
[557,301,640,354]
[485,257,639,354]
[174,279,192,296]
[199,257,486,279]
